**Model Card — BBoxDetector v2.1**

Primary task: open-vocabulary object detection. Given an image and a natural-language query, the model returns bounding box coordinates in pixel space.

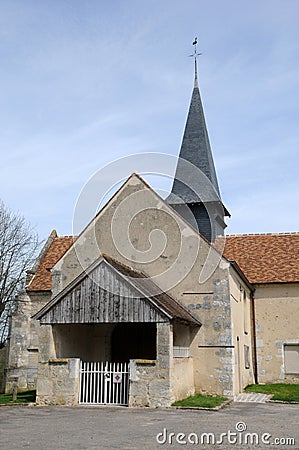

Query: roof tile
[29,231,299,292]
[28,236,74,291]
[217,233,299,284]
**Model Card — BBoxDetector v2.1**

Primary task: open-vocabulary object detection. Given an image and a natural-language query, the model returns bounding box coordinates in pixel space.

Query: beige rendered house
[222,233,299,385]
[4,63,299,406]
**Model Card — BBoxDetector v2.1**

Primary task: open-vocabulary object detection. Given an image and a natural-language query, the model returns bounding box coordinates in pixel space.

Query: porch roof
[33,255,201,326]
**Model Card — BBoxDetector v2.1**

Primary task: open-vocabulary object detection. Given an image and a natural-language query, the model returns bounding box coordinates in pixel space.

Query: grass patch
[172,393,228,408]
[0,390,36,404]
[245,384,299,403]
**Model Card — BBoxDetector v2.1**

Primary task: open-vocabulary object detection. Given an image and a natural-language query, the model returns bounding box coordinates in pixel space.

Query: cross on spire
[189,37,202,88]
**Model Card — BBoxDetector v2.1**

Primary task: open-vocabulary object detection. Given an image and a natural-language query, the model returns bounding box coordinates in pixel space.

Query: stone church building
[4,59,299,406]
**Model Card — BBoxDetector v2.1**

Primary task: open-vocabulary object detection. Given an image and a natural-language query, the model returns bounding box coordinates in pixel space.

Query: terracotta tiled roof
[29,231,299,291]
[28,236,74,291]
[217,233,299,284]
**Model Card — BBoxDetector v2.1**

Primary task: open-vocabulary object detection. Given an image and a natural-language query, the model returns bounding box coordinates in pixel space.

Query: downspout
[251,289,258,384]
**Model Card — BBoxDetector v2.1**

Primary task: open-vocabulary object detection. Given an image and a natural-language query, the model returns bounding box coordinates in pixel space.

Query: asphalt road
[0,402,298,450]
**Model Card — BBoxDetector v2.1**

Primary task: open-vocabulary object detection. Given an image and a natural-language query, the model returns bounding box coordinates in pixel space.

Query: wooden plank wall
[41,263,167,324]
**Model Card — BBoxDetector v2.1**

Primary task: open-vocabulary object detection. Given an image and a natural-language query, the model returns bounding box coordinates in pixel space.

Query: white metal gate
[79,361,129,405]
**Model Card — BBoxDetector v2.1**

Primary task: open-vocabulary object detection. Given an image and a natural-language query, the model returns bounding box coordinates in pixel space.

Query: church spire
[167,39,230,242]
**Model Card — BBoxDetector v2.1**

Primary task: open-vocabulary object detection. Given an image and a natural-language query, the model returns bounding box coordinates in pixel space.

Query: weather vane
[189,37,202,87]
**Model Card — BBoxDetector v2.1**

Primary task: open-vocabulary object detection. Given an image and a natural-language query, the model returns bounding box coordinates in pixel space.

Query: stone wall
[5,291,51,393]
[30,323,81,405]
[171,357,194,401]
[51,175,239,397]
[229,268,255,396]
[129,360,160,407]
[0,346,7,393]
[254,283,299,384]
[129,360,174,408]
[129,356,194,407]
[184,267,235,397]
[36,358,80,405]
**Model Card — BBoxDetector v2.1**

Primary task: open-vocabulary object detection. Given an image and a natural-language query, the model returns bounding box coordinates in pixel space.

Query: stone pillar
[38,325,56,363]
[51,270,62,298]
[128,359,155,407]
[148,322,174,407]
[5,292,33,393]
[36,358,80,406]
[156,322,173,372]
[36,325,81,405]
[128,322,175,407]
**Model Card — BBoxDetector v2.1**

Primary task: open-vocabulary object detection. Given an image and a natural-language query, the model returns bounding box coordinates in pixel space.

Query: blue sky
[1,0,298,240]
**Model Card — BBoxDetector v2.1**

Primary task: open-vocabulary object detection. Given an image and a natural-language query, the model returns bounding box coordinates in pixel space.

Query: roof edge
[53,172,222,268]
[227,259,254,292]
[26,230,58,288]
[252,281,299,286]
[226,232,299,237]
[31,229,57,273]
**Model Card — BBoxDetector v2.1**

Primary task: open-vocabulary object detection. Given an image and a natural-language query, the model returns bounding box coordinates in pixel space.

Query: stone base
[36,358,80,406]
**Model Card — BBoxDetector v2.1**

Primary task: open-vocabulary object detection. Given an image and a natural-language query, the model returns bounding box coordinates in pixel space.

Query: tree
[0,200,40,348]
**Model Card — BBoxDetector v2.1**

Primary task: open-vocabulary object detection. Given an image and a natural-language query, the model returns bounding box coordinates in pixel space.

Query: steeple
[167,39,230,242]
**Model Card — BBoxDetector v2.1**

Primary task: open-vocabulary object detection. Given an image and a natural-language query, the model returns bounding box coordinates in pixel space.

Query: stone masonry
[0,346,6,393]
[5,291,50,393]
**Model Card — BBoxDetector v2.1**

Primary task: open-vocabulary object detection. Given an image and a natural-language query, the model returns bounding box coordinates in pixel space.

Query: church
[3,50,299,406]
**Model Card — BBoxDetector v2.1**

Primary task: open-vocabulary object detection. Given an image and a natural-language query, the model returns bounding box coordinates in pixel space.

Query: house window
[244,345,250,369]
[284,345,299,374]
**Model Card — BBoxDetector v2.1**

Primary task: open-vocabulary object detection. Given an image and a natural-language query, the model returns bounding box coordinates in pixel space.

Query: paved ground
[0,402,298,450]
[234,393,272,403]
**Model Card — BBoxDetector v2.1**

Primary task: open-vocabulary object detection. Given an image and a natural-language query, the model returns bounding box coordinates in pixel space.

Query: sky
[0,0,299,241]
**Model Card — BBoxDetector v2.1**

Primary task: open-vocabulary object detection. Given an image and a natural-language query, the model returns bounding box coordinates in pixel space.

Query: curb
[269,400,299,404]
[0,402,36,407]
[173,399,232,411]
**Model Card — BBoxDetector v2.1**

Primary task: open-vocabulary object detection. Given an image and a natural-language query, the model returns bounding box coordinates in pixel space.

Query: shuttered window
[284,345,299,374]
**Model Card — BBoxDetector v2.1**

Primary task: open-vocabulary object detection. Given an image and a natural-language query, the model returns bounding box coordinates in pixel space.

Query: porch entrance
[79,361,129,405]
[111,323,156,362]
[34,255,200,407]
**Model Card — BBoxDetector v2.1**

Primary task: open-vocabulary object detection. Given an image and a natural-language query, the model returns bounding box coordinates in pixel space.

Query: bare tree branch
[0,199,41,347]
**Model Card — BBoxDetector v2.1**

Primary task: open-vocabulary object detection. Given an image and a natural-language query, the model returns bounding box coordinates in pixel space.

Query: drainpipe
[251,289,258,384]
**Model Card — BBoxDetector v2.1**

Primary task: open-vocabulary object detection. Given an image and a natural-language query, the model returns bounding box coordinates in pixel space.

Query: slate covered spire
[167,43,230,242]
[172,77,221,199]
